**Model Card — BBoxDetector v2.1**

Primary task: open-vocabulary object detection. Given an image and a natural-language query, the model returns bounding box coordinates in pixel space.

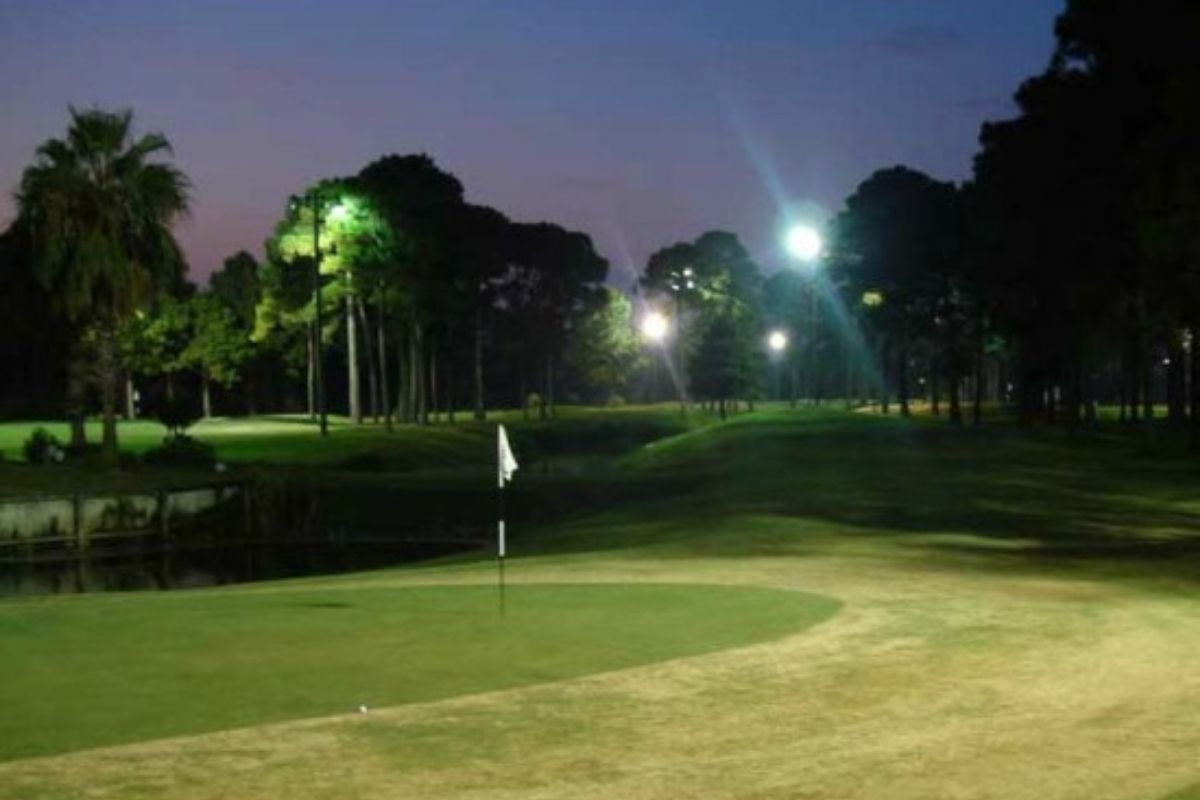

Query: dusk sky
[1,0,1062,286]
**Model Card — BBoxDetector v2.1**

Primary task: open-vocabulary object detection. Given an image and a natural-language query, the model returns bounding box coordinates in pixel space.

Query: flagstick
[497,480,506,617]
[496,423,517,618]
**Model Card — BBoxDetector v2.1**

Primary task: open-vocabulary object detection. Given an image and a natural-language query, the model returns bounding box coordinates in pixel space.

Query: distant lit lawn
[0,581,836,761]
[0,407,706,496]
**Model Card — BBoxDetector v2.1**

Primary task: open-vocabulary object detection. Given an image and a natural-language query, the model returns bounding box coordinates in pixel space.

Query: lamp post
[289,191,340,437]
[783,223,824,405]
[767,329,788,403]
[640,310,670,405]
[666,266,695,415]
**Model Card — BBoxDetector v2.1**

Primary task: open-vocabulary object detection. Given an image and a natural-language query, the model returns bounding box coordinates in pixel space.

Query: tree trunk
[897,326,910,417]
[1129,336,1142,423]
[718,397,727,420]
[1168,333,1186,428]
[395,327,409,423]
[376,290,392,432]
[66,340,88,451]
[931,352,941,416]
[1083,365,1096,427]
[429,346,439,424]
[1016,343,1036,428]
[347,293,361,425]
[245,361,258,417]
[201,372,212,419]
[789,361,797,409]
[949,374,962,425]
[1118,349,1128,424]
[411,324,427,425]
[521,372,529,421]
[357,298,378,424]
[972,328,984,426]
[307,321,316,420]
[1063,364,1080,436]
[1044,384,1057,426]
[844,341,853,411]
[1142,344,1154,425]
[96,322,120,464]
[125,373,136,420]
[539,354,549,421]
[1190,325,1199,452]
[446,351,455,424]
[474,303,486,421]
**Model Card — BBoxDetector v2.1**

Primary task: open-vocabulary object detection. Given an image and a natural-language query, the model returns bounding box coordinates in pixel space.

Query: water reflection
[0,539,479,597]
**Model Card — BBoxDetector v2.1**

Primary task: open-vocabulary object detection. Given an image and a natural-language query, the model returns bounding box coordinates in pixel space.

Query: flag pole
[497,469,506,617]
[496,423,518,618]
[497,424,506,617]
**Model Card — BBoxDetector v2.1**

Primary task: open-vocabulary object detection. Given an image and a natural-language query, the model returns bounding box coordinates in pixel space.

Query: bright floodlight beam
[641,311,669,343]
[327,201,349,222]
[784,224,823,262]
[768,330,788,352]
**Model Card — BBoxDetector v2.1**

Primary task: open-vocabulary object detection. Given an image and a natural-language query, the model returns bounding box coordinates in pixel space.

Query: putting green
[0,582,838,761]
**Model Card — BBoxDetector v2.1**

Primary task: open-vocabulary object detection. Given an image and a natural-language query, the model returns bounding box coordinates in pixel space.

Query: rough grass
[2,407,1199,799]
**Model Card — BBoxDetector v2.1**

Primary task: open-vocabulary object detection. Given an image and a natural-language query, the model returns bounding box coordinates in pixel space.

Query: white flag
[498,424,519,487]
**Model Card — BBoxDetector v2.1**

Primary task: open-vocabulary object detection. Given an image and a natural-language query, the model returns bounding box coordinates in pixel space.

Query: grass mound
[0,580,837,761]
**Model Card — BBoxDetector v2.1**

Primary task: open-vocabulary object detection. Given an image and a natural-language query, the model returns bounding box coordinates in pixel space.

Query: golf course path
[3,534,1198,800]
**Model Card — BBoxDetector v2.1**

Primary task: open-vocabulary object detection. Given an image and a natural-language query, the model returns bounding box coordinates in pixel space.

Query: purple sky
[0,0,1061,287]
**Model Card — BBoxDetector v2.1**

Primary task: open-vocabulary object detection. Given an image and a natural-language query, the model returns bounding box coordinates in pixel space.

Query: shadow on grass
[510,411,1200,590]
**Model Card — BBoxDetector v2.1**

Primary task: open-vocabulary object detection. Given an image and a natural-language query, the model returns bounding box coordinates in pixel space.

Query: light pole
[289,190,340,437]
[666,265,695,415]
[640,310,670,405]
[783,223,824,405]
[767,329,788,403]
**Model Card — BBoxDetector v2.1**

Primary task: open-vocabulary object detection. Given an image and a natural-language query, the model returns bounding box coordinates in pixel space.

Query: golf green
[0,581,838,761]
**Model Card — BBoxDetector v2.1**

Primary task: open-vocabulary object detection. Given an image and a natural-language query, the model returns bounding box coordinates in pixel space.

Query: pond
[0,536,482,596]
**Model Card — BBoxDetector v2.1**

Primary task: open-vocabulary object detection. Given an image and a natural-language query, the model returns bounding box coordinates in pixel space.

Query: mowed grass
[2,408,1200,799]
[0,581,837,761]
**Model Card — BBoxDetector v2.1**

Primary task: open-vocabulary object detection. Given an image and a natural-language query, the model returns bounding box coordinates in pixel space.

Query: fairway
[0,580,837,762]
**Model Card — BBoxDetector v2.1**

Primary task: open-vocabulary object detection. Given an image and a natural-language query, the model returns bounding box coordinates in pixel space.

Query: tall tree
[833,167,959,416]
[504,222,608,419]
[183,292,254,418]
[209,251,262,413]
[641,231,762,408]
[17,107,189,461]
[448,204,510,421]
[356,155,465,425]
[688,307,762,419]
[564,287,647,404]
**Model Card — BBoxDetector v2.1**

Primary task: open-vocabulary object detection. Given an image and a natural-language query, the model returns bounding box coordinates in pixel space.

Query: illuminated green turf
[0,581,837,761]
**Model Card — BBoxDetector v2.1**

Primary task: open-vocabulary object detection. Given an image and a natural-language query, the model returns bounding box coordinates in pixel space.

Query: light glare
[768,330,788,352]
[784,224,823,262]
[640,311,669,342]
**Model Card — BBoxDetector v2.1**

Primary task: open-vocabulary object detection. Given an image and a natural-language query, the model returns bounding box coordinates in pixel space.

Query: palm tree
[17,107,190,462]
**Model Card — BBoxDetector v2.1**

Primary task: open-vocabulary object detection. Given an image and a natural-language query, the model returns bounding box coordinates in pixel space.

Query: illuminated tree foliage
[16,107,189,460]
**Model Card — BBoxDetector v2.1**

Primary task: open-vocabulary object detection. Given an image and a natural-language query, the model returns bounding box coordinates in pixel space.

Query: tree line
[637,0,1200,447]
[0,118,651,460]
[3,0,1198,457]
